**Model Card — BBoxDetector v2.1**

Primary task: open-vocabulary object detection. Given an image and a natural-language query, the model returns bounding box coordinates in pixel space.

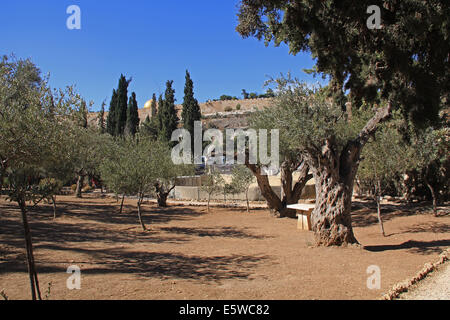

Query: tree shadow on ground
[350,200,442,228]
[0,197,272,282]
[52,198,205,226]
[363,239,450,255]
[1,245,270,282]
[388,222,450,236]
[159,226,272,239]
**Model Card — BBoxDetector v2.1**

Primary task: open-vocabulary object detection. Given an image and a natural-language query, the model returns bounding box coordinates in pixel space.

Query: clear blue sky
[0,0,320,111]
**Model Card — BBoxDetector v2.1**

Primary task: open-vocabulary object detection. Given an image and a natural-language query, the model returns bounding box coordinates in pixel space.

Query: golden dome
[143,100,152,109]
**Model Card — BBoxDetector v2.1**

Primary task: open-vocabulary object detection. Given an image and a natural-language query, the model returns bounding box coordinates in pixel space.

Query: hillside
[88,97,274,130]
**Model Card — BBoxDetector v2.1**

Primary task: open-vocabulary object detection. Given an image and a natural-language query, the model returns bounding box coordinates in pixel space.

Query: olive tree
[230,165,255,213]
[150,140,194,207]
[0,55,85,299]
[201,168,224,212]
[236,1,449,245]
[100,137,160,231]
[357,117,413,236]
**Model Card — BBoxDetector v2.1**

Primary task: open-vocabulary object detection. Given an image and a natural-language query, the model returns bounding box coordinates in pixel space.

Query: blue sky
[0,0,320,111]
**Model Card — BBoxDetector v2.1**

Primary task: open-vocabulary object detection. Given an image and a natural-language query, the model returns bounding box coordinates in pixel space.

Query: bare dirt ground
[0,194,448,300]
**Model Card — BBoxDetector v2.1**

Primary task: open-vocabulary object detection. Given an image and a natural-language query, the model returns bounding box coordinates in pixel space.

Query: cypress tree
[157,94,164,133]
[106,89,118,135]
[150,93,157,118]
[115,74,131,136]
[158,80,178,142]
[181,70,201,138]
[98,101,106,134]
[125,92,140,136]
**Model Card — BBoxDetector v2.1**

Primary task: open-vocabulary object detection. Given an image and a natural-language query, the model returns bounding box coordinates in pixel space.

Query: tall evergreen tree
[150,93,157,118]
[97,101,106,134]
[157,94,164,132]
[106,89,117,136]
[181,70,201,139]
[115,74,131,136]
[125,92,140,136]
[158,81,178,142]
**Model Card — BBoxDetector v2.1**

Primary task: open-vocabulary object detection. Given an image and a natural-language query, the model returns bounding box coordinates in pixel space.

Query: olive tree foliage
[237,84,313,218]
[408,126,450,215]
[357,116,413,235]
[230,165,255,213]
[67,125,112,198]
[0,55,89,299]
[201,168,225,213]
[151,140,194,207]
[99,137,190,230]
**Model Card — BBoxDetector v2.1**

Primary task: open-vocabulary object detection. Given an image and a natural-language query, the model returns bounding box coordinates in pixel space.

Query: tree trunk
[119,194,125,214]
[18,197,41,300]
[246,159,312,218]
[423,166,438,216]
[376,195,386,237]
[207,194,211,213]
[375,180,386,237]
[245,189,250,213]
[75,174,84,198]
[52,195,57,220]
[424,178,438,216]
[311,167,359,246]
[154,183,175,207]
[137,194,147,231]
[309,101,392,246]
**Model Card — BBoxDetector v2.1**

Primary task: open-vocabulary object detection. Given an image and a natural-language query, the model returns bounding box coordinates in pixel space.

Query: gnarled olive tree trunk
[154,182,175,207]
[308,103,392,246]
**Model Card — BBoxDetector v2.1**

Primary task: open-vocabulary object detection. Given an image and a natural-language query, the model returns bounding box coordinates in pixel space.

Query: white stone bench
[287,204,315,231]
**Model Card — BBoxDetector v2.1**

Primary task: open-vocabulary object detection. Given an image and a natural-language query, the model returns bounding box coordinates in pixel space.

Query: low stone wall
[173,184,315,202]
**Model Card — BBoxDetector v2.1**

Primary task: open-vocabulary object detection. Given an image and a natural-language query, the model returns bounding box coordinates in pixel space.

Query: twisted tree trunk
[309,102,392,246]
[310,159,358,246]
[154,182,175,207]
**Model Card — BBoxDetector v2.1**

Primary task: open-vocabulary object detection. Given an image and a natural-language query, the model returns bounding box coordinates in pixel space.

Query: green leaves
[237,0,449,125]
[99,137,193,198]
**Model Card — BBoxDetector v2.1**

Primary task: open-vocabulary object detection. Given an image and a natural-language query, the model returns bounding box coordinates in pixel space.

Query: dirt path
[398,262,450,300]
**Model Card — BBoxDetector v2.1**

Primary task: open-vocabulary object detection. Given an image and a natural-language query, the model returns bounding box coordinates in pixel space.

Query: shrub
[224,106,233,112]
[236,104,241,110]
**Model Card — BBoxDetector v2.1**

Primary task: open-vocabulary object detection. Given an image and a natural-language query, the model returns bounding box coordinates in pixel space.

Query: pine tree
[158,81,178,142]
[106,89,117,136]
[125,92,140,136]
[181,70,201,139]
